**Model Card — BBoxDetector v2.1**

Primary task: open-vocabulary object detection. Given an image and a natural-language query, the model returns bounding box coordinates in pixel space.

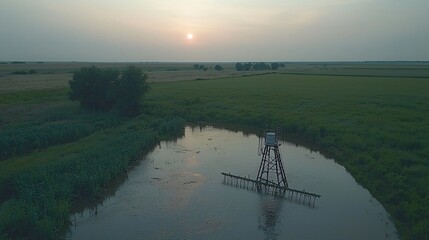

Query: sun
[187,33,193,40]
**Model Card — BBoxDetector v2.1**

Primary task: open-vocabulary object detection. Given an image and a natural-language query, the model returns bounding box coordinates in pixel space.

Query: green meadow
[0,63,428,239]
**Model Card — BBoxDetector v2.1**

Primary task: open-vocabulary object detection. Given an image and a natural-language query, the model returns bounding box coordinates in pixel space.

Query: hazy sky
[1,0,428,61]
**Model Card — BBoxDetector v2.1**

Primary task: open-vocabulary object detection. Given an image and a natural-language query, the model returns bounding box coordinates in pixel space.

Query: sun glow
[187,33,193,40]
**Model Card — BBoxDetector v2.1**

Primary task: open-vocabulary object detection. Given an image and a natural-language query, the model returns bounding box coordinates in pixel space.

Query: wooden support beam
[221,172,321,198]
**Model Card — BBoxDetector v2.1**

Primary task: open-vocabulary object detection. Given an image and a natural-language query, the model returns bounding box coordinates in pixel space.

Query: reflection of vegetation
[145,74,429,239]
[0,69,427,239]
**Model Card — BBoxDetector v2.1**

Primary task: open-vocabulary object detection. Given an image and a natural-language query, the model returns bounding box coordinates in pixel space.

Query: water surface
[68,126,398,240]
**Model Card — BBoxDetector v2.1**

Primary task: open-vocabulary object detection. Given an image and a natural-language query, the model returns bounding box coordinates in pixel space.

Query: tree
[192,64,208,71]
[115,66,149,116]
[69,65,149,116]
[253,62,269,70]
[214,64,223,71]
[271,62,279,70]
[235,62,243,71]
[69,66,119,110]
[244,62,252,71]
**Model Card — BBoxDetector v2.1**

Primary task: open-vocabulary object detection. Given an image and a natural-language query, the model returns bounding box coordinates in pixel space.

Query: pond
[67,126,398,240]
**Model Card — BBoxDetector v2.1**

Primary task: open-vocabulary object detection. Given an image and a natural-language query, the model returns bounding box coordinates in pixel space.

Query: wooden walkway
[221,172,321,207]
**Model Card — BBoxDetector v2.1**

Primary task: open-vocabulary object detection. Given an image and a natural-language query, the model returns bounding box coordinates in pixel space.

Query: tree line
[193,64,224,71]
[235,62,285,71]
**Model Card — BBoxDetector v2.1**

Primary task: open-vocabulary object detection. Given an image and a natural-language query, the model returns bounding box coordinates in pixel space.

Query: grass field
[146,73,429,240]
[0,62,278,93]
[0,62,428,239]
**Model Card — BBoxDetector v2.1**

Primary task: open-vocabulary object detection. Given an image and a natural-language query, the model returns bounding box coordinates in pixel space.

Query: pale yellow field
[0,62,278,92]
[1,61,428,92]
[147,69,272,82]
[0,73,71,92]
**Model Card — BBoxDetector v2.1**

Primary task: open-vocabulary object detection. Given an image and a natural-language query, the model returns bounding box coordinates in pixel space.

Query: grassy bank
[0,88,185,239]
[0,115,185,239]
[0,70,427,239]
[145,74,429,239]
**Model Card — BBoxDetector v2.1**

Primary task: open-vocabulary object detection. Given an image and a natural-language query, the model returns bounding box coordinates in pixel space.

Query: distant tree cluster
[11,69,37,75]
[69,65,149,116]
[214,64,224,71]
[235,62,252,71]
[192,63,224,71]
[193,64,208,71]
[235,62,285,71]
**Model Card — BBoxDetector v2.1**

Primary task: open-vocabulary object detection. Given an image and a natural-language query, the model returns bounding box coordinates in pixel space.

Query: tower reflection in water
[258,196,283,240]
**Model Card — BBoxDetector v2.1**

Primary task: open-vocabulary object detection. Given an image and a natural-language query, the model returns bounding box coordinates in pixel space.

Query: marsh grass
[0,92,125,160]
[0,83,185,239]
[0,116,185,239]
[1,64,428,239]
[145,73,429,239]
